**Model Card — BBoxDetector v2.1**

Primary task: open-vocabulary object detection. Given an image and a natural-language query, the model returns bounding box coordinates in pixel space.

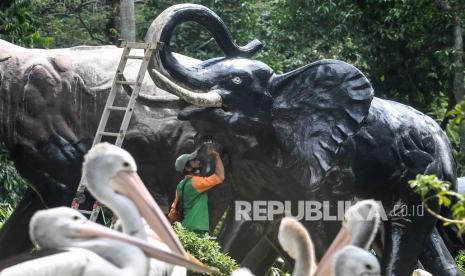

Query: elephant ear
[270,59,373,187]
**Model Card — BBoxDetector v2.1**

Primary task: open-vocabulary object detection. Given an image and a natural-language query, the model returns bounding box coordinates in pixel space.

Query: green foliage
[173,222,238,275]
[409,174,452,206]
[34,0,119,47]
[445,100,465,175]
[456,250,465,274]
[0,144,27,207]
[0,0,52,47]
[409,174,465,233]
[0,203,14,229]
[266,258,290,276]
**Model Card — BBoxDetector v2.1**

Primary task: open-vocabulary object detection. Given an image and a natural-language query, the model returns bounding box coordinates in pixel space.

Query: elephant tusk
[150,69,222,107]
[0,55,11,62]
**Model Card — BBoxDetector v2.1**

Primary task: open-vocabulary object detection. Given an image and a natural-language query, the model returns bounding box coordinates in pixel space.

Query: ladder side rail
[72,45,132,209]
[92,46,132,146]
[72,42,157,222]
[114,45,153,146]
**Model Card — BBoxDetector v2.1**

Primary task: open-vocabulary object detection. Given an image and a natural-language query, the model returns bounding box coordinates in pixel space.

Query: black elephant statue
[138,4,463,276]
[0,38,231,259]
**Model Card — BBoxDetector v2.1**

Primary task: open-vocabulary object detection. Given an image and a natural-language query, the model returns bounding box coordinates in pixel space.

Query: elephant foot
[420,228,464,276]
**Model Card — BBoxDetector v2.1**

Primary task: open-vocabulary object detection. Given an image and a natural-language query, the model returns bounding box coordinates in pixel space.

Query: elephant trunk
[143,4,261,107]
[146,4,262,89]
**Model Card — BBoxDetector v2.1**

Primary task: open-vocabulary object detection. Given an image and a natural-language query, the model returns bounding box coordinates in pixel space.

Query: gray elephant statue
[138,4,463,276]
[0,38,231,259]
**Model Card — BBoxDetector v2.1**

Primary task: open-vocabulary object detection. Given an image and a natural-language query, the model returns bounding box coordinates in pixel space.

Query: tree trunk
[451,5,464,103]
[119,0,135,42]
[435,0,464,129]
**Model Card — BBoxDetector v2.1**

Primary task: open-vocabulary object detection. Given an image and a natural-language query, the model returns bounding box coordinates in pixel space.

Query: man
[168,146,224,234]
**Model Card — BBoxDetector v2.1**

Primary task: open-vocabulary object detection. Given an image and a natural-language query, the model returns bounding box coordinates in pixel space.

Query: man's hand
[167,208,178,224]
[207,146,219,157]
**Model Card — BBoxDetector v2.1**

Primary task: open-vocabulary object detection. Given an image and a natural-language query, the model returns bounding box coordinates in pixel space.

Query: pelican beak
[114,171,187,257]
[313,226,352,276]
[76,221,218,274]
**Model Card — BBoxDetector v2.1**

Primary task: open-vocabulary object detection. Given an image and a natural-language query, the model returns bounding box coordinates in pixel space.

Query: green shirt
[177,178,209,232]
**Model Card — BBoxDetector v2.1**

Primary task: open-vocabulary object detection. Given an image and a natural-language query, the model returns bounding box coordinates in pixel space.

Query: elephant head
[144,4,374,187]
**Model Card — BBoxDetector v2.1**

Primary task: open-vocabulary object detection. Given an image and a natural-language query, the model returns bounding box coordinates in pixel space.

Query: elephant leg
[0,188,44,260]
[419,228,463,276]
[241,236,279,275]
[382,198,437,276]
[218,204,267,262]
[10,135,91,207]
[0,135,96,260]
[241,219,296,275]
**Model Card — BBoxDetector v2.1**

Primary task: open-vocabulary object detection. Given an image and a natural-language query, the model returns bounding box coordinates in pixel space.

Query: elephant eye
[231,76,242,85]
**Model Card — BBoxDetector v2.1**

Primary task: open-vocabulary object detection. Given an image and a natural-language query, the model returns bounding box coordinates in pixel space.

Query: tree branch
[80,0,99,8]
[76,11,108,44]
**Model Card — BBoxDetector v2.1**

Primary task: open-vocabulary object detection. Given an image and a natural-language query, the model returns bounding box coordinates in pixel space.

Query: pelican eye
[232,76,242,84]
[365,263,373,270]
[123,161,130,167]
[73,215,80,221]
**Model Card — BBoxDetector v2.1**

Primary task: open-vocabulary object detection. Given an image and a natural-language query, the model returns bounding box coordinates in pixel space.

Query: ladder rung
[78,210,93,215]
[123,41,156,49]
[125,55,144,60]
[98,131,120,137]
[116,80,137,85]
[107,106,127,111]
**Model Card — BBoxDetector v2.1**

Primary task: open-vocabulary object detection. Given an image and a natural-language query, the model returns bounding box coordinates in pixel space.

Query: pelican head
[83,142,138,204]
[83,143,187,258]
[332,245,381,276]
[29,207,88,250]
[28,207,216,274]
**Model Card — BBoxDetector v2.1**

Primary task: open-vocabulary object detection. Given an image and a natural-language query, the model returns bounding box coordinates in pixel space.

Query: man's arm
[167,191,179,223]
[211,150,225,181]
[192,149,225,193]
[171,190,179,210]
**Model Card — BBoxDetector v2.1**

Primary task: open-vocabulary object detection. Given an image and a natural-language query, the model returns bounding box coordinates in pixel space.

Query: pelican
[230,216,380,276]
[0,207,212,276]
[314,200,381,276]
[82,143,208,275]
[332,245,380,276]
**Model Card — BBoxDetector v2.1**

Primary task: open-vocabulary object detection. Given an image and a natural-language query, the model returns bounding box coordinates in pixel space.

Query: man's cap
[175,151,198,172]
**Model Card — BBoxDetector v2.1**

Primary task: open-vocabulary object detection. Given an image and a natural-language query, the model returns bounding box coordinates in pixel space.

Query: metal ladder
[71,41,160,221]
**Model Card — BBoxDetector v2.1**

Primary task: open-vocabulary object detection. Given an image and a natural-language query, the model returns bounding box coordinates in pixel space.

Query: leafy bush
[173,222,238,275]
[456,251,465,274]
[0,203,14,229]
[0,144,27,207]
[0,0,52,47]
[409,174,465,234]
[444,100,465,176]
